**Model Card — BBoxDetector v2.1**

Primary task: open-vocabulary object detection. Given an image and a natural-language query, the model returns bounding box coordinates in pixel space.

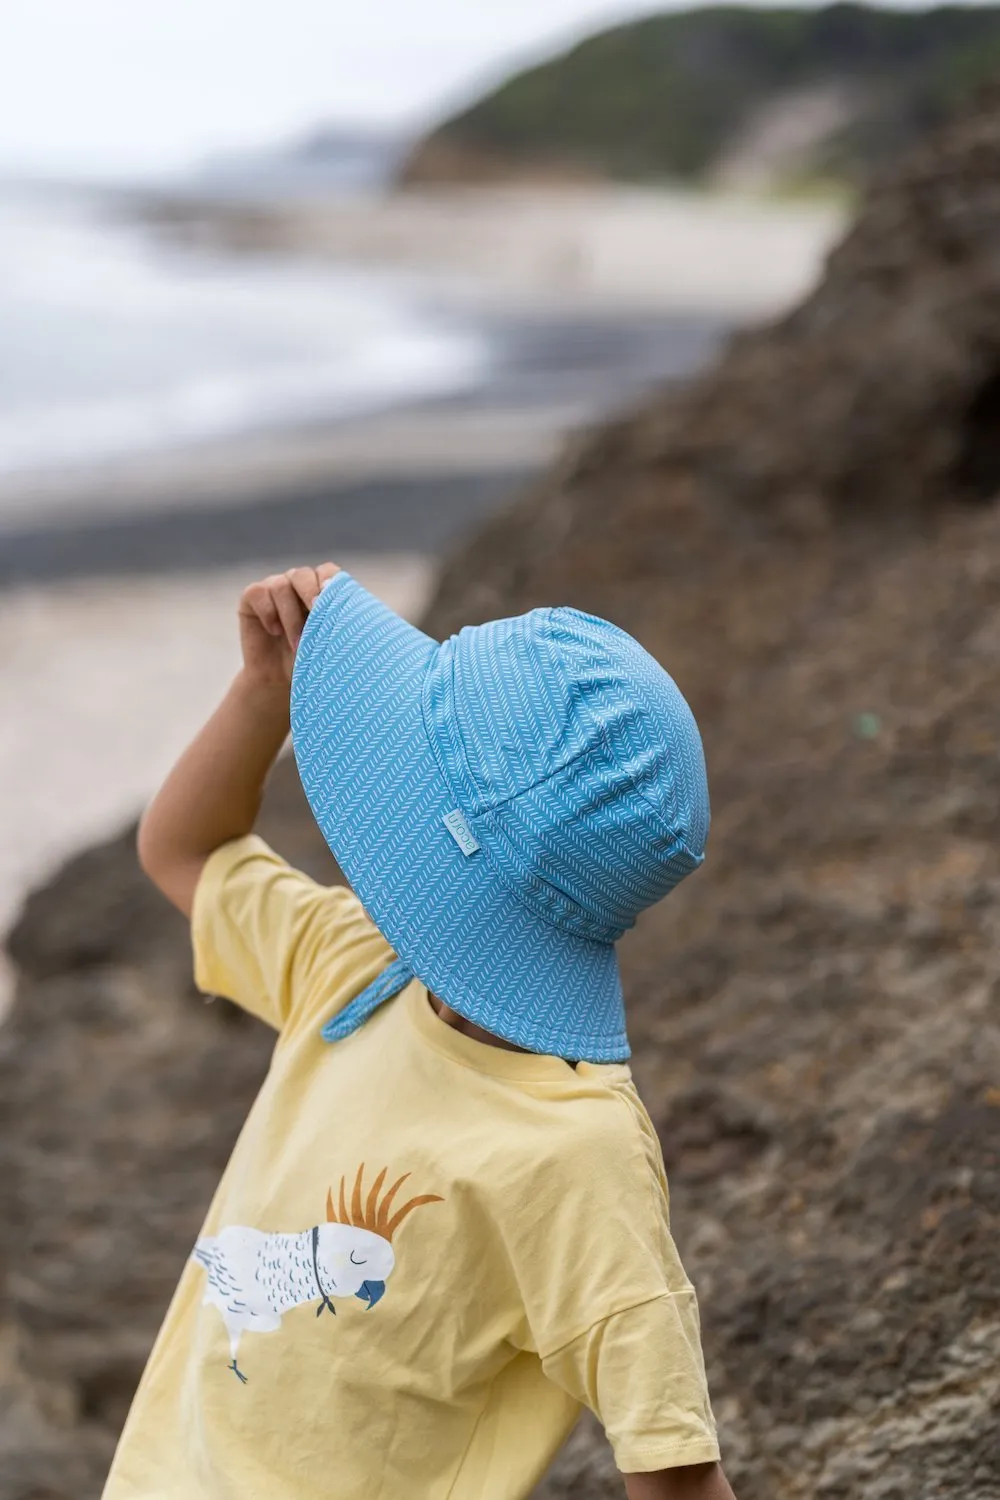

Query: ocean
[0,184,488,482]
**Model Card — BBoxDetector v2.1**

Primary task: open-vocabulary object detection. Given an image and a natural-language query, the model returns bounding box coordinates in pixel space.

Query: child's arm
[137,563,337,917]
[624,1461,737,1500]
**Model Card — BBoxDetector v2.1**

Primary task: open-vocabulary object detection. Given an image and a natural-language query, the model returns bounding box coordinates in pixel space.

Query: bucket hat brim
[290,571,629,1062]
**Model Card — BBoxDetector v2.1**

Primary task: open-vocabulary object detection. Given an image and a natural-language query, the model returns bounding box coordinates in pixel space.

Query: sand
[159,183,846,319]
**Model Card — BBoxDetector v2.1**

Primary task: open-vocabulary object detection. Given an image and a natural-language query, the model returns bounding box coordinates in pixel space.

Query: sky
[0,0,703,180]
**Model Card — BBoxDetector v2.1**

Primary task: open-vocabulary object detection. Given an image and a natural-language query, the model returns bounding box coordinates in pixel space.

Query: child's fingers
[286,566,324,614]
[286,562,341,615]
[239,562,339,645]
[239,581,283,637]
[269,576,309,647]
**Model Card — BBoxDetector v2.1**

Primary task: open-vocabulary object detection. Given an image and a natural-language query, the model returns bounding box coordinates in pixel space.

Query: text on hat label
[442,809,481,857]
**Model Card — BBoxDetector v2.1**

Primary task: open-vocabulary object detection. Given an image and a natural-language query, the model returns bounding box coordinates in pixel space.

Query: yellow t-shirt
[103,836,719,1500]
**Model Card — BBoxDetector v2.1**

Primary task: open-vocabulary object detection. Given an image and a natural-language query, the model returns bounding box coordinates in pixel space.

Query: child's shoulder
[494,1072,674,1266]
[528,1067,667,1194]
[193,834,396,1035]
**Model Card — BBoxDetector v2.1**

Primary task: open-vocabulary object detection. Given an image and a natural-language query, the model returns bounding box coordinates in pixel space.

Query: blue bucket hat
[291,570,709,1063]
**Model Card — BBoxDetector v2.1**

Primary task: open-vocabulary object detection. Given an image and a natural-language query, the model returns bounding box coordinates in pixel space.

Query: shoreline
[0,303,728,540]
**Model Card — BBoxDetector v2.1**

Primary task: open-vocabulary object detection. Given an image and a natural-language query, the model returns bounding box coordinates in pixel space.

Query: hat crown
[291,570,711,1061]
[427,606,709,943]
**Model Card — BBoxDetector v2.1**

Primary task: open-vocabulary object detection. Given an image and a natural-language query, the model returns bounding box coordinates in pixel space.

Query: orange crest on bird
[326,1163,443,1242]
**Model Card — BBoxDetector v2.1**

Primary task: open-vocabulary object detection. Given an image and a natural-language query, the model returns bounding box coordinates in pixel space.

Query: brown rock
[3,90,1000,1500]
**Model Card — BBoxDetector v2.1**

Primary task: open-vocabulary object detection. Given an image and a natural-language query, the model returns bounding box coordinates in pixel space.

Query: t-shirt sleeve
[541,1292,720,1473]
[512,1087,719,1473]
[191,834,395,1032]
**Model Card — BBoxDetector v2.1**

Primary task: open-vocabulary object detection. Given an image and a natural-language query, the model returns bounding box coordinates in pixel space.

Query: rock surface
[3,93,1000,1500]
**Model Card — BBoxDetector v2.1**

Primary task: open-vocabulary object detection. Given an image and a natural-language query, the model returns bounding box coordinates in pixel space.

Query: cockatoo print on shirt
[193,1163,443,1383]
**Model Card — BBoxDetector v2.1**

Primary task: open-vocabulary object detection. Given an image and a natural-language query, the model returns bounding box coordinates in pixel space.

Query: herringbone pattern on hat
[291,571,709,1062]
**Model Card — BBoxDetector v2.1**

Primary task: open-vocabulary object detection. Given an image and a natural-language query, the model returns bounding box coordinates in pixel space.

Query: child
[103,563,737,1500]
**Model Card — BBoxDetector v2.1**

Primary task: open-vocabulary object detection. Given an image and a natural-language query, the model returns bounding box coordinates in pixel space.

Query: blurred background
[0,0,869,969]
[2,4,999,1498]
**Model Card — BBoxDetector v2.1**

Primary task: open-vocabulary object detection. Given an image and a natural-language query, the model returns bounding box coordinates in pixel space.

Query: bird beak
[355,1279,385,1309]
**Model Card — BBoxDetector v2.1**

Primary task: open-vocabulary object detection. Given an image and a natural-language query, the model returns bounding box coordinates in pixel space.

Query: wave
[0,190,488,477]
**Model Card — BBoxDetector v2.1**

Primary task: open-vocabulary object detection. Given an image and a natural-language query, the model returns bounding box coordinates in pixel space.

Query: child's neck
[428,994,531,1054]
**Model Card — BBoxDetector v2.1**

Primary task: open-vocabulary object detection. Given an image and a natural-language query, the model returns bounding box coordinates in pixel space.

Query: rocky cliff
[3,90,1000,1500]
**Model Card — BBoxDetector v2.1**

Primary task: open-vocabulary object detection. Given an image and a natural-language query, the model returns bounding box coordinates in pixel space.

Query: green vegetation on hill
[400,3,1000,189]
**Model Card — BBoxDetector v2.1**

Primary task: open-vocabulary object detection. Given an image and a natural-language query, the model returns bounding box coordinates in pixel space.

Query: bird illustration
[192,1163,443,1383]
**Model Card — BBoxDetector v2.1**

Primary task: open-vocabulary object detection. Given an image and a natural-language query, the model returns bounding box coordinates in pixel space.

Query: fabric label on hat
[442,809,480,857]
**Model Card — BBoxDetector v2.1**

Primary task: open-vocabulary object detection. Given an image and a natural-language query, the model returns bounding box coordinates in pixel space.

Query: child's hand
[238,563,339,689]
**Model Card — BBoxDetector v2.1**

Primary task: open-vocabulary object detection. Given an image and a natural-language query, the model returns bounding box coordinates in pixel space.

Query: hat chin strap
[320,957,415,1044]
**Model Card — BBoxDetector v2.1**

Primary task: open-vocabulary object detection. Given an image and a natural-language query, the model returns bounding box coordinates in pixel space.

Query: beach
[0,181,845,1001]
[140,182,846,318]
